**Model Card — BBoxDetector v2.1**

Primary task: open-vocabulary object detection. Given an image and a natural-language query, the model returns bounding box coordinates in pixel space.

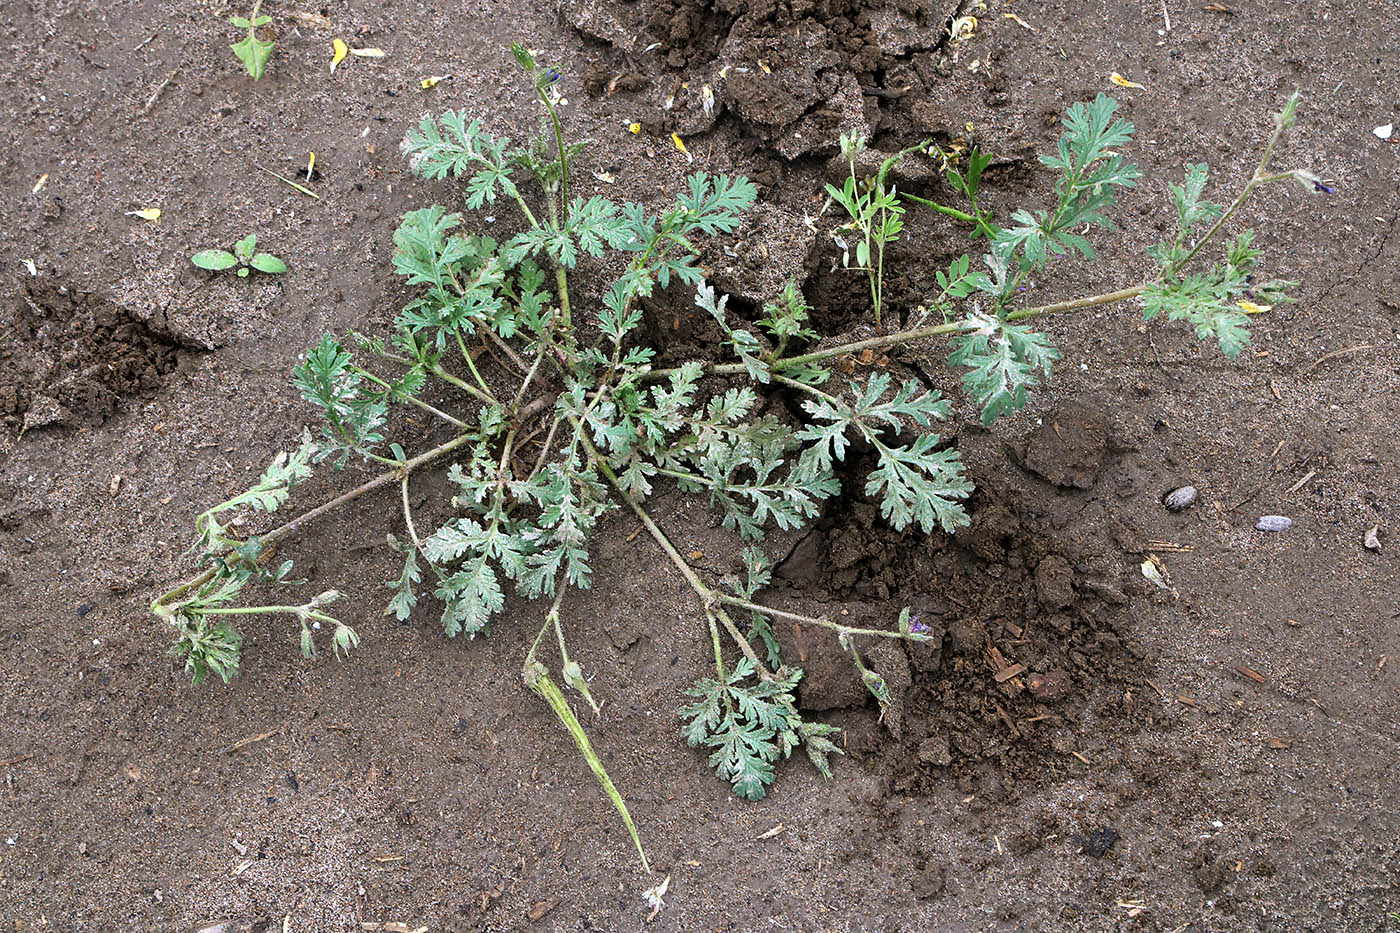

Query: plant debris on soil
[0,0,1397,930]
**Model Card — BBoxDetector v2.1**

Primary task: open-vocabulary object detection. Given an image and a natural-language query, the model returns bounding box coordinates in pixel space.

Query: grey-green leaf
[230,34,274,80]
[249,253,287,274]
[191,249,238,271]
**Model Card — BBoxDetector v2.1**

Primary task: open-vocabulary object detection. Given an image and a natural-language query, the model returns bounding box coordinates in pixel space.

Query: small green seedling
[192,234,287,277]
[827,140,995,329]
[229,0,274,80]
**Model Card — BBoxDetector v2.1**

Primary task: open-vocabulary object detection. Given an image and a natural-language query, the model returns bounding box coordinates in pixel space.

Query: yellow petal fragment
[628,122,641,134]
[757,59,771,74]
[330,38,348,75]
[350,47,385,57]
[671,133,692,162]
[420,75,449,89]
[1109,72,1146,90]
[32,173,48,193]
[1003,11,1034,29]
[1237,300,1272,315]
[125,208,161,221]
[951,15,977,40]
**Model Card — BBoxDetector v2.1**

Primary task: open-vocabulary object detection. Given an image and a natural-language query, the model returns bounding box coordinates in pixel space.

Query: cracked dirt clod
[1,283,184,432]
[1035,555,1076,610]
[1017,404,1109,489]
[565,0,964,156]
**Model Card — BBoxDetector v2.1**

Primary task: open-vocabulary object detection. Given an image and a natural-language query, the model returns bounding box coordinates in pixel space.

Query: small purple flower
[908,615,932,636]
[545,68,562,84]
[1293,170,1334,195]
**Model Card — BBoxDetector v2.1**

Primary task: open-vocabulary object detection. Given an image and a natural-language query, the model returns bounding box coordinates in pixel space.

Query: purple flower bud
[1313,180,1335,194]
[909,615,932,636]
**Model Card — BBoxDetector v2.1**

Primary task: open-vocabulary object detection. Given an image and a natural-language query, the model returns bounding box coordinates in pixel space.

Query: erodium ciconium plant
[153,48,1318,868]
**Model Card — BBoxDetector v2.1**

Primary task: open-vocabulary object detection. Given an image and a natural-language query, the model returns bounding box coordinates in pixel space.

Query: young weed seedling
[229,0,274,80]
[154,51,1321,870]
[192,234,287,277]
[826,138,996,329]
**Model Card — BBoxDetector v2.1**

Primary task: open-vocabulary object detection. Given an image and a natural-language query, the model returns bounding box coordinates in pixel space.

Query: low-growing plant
[229,0,274,80]
[192,234,287,277]
[826,137,1000,329]
[152,47,1320,870]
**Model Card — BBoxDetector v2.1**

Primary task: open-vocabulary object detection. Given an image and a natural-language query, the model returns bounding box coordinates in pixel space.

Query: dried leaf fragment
[1002,11,1034,29]
[526,899,559,922]
[125,208,161,221]
[1266,737,1292,749]
[351,47,385,58]
[287,10,333,29]
[756,823,786,840]
[1109,72,1146,90]
[1140,558,1169,590]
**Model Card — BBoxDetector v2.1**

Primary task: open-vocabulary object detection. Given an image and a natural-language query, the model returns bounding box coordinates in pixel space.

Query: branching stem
[573,420,770,676]
[715,594,925,643]
[353,366,467,428]
[647,283,1148,383]
[152,432,475,617]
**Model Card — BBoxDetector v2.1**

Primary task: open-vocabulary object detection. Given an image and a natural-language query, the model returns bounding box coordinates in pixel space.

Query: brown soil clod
[1,282,186,434]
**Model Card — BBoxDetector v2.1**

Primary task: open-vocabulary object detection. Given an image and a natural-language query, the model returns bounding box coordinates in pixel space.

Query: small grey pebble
[1256,515,1292,532]
[1163,486,1197,512]
[1364,526,1381,551]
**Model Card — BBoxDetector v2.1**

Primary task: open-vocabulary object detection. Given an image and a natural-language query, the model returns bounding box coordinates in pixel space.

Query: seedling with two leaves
[154,54,1322,871]
[191,234,287,277]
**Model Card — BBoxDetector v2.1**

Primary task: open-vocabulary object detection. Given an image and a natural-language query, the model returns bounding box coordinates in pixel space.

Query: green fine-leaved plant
[153,53,1321,870]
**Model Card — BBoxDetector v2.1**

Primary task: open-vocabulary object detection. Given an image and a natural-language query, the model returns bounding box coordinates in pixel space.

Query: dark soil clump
[566,0,965,156]
[766,451,1158,796]
[0,283,184,432]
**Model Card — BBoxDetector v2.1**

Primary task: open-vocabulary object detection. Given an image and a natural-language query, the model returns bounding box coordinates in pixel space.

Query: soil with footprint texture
[0,0,1397,931]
